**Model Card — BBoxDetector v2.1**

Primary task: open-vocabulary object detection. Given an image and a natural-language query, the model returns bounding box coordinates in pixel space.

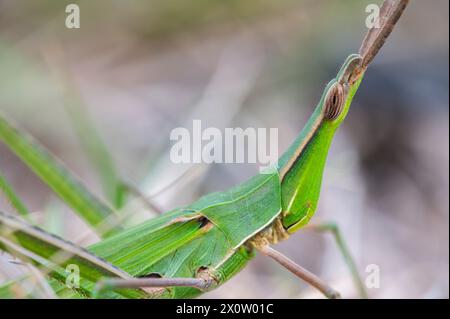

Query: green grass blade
[0,171,30,219]
[0,112,123,237]
[63,97,125,209]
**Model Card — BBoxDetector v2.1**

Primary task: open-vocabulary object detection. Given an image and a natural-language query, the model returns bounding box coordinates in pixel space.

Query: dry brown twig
[350,0,409,84]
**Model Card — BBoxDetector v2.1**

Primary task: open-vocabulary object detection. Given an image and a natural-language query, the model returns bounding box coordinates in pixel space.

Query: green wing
[89,209,210,276]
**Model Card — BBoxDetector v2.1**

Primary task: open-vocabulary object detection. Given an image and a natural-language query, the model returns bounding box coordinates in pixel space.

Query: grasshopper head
[279,54,365,234]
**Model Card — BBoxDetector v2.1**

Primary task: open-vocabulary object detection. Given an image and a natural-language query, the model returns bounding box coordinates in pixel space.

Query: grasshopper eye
[324,83,345,120]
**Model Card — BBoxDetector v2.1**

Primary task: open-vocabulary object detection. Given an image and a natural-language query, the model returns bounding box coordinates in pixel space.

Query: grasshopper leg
[93,276,215,298]
[303,222,368,299]
[257,245,341,299]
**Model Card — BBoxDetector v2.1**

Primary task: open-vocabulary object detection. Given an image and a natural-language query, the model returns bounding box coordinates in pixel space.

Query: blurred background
[0,0,448,298]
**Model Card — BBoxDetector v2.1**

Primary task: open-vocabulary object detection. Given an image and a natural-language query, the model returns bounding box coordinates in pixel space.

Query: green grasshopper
[0,55,363,299]
[0,0,409,299]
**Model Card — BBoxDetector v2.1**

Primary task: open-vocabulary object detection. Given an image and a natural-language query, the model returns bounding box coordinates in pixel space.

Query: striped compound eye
[324,83,345,120]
